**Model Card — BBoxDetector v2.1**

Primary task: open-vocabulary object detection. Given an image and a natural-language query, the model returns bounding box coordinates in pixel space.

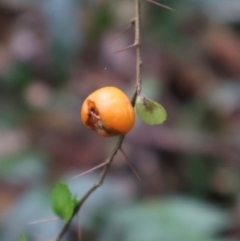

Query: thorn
[130,18,136,25]
[120,148,142,182]
[70,161,108,180]
[114,43,137,54]
[76,213,82,241]
[111,25,133,45]
[145,0,175,11]
[27,217,60,225]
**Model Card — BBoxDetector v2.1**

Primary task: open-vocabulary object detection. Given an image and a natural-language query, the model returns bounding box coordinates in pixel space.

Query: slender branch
[53,0,143,240]
[131,0,142,105]
[54,136,125,241]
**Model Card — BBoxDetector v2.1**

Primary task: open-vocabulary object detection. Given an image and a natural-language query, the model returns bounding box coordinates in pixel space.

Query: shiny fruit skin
[81,86,135,136]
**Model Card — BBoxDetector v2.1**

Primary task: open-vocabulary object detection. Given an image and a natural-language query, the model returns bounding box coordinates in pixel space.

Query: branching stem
[54,0,142,240]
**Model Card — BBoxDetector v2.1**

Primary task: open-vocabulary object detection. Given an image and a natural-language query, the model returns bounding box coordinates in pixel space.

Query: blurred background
[1,0,240,240]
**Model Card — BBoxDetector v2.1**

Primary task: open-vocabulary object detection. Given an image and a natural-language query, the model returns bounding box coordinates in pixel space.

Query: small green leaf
[19,234,27,241]
[72,195,80,209]
[51,182,74,222]
[136,94,167,125]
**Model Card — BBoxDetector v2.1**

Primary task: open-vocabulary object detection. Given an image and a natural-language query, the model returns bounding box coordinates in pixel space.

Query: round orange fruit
[81,86,135,136]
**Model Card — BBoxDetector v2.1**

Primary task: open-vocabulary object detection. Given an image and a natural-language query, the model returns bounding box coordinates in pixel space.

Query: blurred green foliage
[0,149,47,184]
[98,197,232,241]
[87,3,114,42]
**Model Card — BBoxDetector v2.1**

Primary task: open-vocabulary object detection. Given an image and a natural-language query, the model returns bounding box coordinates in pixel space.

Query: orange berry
[81,86,135,136]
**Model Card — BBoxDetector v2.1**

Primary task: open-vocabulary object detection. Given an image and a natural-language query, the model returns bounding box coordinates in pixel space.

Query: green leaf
[19,234,27,241]
[136,94,167,125]
[51,182,74,222]
[72,195,80,209]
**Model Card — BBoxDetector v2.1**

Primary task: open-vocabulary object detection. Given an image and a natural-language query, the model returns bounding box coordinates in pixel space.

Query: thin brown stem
[53,0,143,240]
[131,0,142,106]
[54,136,125,241]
